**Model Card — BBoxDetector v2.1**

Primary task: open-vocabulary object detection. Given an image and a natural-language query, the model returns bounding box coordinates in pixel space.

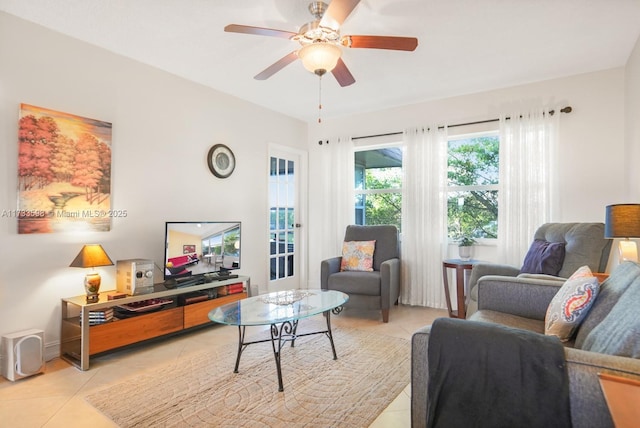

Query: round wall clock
[207,144,236,178]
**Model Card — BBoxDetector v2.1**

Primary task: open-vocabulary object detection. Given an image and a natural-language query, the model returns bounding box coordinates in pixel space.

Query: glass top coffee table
[209,289,348,391]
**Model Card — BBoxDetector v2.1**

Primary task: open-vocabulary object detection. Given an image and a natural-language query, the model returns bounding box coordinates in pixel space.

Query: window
[447,132,499,240]
[354,146,403,231]
[202,225,240,260]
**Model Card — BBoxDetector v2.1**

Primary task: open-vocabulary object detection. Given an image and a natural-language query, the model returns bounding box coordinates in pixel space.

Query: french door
[268,146,306,291]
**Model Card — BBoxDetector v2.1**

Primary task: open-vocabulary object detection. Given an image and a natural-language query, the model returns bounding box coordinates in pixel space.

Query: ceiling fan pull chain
[318,75,323,124]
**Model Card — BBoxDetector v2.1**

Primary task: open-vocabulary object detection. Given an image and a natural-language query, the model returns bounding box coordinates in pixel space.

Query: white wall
[625,34,640,199]
[307,68,628,287]
[0,12,307,358]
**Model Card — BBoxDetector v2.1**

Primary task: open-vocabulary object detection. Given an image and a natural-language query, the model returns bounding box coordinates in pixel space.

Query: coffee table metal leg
[325,310,338,360]
[290,319,299,348]
[233,325,246,373]
[270,322,286,392]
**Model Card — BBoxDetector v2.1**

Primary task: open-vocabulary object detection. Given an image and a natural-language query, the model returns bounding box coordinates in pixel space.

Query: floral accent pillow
[545,265,600,342]
[340,240,376,272]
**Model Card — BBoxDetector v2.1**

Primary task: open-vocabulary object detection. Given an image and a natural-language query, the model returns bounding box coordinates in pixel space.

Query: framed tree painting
[17,104,113,233]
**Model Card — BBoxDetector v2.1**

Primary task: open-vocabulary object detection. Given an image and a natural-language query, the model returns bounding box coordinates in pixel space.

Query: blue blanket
[427,318,571,428]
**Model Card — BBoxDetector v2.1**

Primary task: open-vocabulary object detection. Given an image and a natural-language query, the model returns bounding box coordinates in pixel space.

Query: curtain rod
[351,106,572,141]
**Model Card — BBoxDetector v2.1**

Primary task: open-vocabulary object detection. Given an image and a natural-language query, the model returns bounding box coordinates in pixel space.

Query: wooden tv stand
[60,275,250,370]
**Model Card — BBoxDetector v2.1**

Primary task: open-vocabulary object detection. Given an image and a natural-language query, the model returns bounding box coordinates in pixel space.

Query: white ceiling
[2,0,640,123]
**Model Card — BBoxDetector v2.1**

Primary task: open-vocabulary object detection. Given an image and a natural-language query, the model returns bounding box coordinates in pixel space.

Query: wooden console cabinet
[60,275,249,370]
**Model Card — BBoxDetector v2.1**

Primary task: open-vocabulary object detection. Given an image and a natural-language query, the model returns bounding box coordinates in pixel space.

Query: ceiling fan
[224,0,418,87]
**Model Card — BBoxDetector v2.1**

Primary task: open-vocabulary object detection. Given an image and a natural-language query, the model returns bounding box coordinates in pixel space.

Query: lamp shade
[69,244,114,268]
[298,42,341,75]
[604,204,640,238]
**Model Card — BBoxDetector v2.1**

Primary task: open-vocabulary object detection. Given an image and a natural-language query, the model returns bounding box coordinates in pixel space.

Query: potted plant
[457,235,477,261]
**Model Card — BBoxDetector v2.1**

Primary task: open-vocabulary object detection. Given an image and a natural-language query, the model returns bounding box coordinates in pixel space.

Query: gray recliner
[466,222,613,318]
[320,225,400,323]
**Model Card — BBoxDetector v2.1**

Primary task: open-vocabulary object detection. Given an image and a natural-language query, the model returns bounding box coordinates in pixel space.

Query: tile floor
[0,304,447,428]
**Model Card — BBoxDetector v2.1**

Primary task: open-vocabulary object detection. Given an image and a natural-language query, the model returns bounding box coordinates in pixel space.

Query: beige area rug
[85,324,410,427]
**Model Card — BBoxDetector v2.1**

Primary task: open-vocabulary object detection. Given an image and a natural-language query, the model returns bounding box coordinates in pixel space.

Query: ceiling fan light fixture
[298,42,341,75]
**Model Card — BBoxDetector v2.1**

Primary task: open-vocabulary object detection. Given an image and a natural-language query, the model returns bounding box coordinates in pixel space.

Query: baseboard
[44,341,60,362]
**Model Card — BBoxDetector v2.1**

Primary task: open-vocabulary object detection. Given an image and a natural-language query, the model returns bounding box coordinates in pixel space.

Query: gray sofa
[466,222,612,318]
[412,261,640,428]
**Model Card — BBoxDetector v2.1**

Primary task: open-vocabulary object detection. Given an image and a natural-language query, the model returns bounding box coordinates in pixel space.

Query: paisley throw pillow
[545,265,599,341]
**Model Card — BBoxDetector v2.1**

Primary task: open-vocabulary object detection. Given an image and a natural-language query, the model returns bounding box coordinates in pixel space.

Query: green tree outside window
[447,135,499,239]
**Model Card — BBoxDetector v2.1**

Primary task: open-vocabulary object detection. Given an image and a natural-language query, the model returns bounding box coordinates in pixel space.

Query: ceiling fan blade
[320,0,361,29]
[331,58,355,87]
[254,51,299,80]
[224,24,296,40]
[342,35,418,51]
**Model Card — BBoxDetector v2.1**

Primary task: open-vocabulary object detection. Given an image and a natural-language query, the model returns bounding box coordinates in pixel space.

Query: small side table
[598,372,640,428]
[442,259,481,319]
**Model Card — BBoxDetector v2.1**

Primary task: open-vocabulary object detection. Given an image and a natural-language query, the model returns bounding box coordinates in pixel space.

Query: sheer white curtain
[401,126,448,307]
[318,136,355,260]
[498,109,560,265]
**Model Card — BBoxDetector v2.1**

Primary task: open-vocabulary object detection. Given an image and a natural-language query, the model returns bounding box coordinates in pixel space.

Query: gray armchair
[466,222,612,318]
[321,225,400,323]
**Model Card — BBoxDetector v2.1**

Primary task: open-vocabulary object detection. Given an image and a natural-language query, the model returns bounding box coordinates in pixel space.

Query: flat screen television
[164,221,241,281]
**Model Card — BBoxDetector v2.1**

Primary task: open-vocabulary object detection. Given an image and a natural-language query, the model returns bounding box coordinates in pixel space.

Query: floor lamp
[605,204,640,263]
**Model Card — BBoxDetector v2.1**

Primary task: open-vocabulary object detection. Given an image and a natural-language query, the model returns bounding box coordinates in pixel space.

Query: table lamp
[70,244,114,302]
[605,204,640,263]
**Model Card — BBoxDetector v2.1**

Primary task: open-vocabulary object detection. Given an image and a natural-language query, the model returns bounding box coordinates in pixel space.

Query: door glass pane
[288,183,295,207]
[279,182,288,205]
[287,255,294,276]
[269,232,277,256]
[278,256,285,279]
[287,231,294,253]
[269,208,276,231]
[286,209,294,230]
